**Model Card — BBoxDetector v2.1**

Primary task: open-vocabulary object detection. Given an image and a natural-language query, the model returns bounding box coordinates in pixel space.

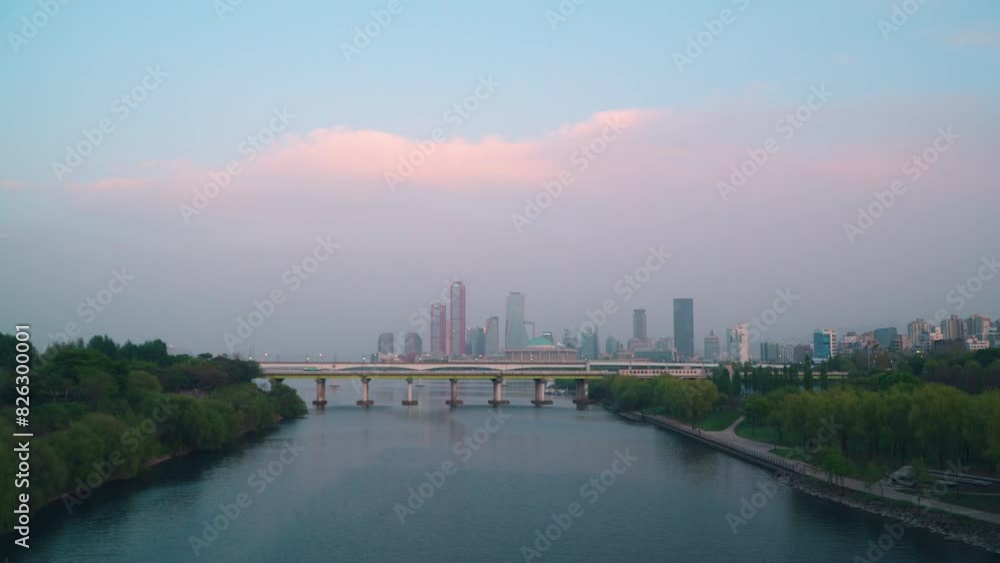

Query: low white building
[966,337,990,351]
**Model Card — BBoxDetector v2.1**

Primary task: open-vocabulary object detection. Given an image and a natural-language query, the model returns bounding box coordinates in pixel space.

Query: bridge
[259,361,619,409]
[258,360,724,374]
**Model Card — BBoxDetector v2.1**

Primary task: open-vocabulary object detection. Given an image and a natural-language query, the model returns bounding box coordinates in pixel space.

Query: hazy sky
[1,0,998,359]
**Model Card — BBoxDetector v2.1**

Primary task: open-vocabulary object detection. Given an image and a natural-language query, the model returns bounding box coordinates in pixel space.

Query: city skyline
[6,2,1000,560]
[3,1,998,361]
[361,280,996,362]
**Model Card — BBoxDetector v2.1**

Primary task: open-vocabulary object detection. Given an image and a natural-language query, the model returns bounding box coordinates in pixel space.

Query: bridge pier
[531,378,552,406]
[446,378,463,407]
[488,377,510,406]
[573,379,589,410]
[402,377,418,406]
[356,376,374,407]
[313,378,327,407]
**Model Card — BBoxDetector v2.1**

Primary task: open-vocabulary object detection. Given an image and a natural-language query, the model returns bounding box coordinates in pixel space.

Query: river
[10,379,995,562]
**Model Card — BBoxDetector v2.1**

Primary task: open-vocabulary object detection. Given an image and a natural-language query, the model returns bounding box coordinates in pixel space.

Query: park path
[700,415,773,455]
[643,413,1000,526]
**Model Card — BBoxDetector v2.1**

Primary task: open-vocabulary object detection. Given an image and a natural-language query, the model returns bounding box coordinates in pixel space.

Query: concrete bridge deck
[265,372,603,409]
[261,371,611,380]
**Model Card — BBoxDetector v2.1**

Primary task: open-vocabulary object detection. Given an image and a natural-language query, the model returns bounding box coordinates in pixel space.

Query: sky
[1,0,999,359]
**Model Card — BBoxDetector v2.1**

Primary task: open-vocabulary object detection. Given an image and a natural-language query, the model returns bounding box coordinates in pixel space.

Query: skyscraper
[449,281,466,357]
[633,309,647,341]
[605,336,621,357]
[941,315,964,341]
[562,328,579,349]
[377,332,395,355]
[580,328,599,360]
[727,324,750,363]
[484,316,500,356]
[505,292,528,350]
[966,315,991,340]
[704,330,720,361]
[404,332,422,359]
[524,321,536,340]
[875,326,898,350]
[874,327,897,350]
[430,303,446,356]
[673,298,694,359]
[466,326,485,356]
[907,319,930,351]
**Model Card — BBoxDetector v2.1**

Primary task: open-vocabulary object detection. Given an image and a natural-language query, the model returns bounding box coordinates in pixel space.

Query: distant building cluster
[372,285,996,364]
[373,287,706,363]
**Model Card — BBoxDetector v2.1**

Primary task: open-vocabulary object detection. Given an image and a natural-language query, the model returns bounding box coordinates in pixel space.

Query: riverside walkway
[639,413,1000,527]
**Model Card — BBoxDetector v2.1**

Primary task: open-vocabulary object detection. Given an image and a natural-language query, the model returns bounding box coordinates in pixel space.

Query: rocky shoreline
[782,473,1000,554]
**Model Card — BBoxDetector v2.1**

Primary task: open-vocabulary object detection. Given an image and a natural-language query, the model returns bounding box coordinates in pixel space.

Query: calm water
[11,380,995,563]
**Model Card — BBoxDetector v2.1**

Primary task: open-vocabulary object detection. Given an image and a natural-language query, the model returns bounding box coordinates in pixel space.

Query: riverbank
[35,414,296,520]
[625,410,1000,554]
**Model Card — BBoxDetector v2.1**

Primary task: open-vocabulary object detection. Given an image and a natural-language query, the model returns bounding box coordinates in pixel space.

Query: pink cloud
[0,179,35,190]
[250,109,656,191]
[13,100,991,204]
[65,177,150,190]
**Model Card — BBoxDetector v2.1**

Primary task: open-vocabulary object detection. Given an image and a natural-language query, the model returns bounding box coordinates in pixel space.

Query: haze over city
[7,1,1000,562]
[3,1,998,360]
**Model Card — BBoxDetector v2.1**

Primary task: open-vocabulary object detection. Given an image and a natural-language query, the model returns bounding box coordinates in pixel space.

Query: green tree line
[0,334,307,534]
[591,375,720,421]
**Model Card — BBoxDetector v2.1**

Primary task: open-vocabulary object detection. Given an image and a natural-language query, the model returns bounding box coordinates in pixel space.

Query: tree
[802,357,814,391]
[742,395,770,428]
[819,362,829,390]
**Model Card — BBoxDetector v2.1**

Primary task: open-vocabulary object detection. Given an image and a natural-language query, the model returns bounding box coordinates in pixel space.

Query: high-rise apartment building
[760,342,782,363]
[941,315,964,341]
[449,281,466,357]
[505,293,529,350]
[673,298,694,359]
[966,315,991,340]
[430,303,447,356]
[908,319,930,351]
